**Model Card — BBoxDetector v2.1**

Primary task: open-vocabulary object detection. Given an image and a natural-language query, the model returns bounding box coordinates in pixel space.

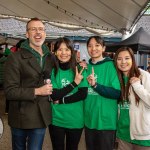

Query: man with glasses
[4,18,55,150]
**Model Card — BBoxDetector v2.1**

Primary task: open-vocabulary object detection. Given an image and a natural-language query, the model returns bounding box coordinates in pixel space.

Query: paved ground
[0,90,86,150]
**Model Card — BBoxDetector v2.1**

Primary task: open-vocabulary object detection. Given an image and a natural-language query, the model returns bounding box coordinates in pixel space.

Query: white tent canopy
[0,0,149,34]
[0,17,97,38]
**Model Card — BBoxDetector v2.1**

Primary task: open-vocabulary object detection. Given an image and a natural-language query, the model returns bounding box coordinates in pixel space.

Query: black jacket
[4,48,56,129]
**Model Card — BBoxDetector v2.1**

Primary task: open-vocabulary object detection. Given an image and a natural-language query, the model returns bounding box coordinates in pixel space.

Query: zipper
[40,56,43,68]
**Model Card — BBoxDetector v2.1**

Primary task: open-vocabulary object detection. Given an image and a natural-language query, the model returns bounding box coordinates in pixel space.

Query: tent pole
[136,51,139,66]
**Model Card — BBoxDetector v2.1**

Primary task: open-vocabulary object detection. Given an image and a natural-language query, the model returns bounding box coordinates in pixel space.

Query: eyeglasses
[27,27,46,32]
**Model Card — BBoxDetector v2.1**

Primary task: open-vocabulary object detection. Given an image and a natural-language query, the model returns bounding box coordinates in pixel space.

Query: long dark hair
[53,37,76,76]
[114,47,141,104]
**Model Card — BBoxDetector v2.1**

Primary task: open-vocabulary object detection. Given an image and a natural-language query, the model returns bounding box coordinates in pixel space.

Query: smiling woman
[49,37,88,150]
[0,117,3,139]
[114,47,150,150]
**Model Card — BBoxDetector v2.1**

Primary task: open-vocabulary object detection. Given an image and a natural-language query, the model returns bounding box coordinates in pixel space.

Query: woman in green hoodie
[84,36,121,150]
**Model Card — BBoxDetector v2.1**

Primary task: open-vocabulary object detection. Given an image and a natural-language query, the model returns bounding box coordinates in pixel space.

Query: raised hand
[87,67,96,86]
[74,66,84,85]
[78,60,87,69]
[129,76,140,84]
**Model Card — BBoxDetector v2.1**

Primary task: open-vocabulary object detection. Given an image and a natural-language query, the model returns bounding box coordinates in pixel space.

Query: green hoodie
[21,39,50,68]
[84,57,120,130]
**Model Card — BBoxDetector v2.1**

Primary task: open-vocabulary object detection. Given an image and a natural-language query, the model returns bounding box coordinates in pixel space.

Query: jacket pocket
[130,103,150,136]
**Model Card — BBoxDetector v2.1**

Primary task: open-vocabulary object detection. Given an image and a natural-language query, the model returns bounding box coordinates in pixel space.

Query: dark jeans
[85,127,116,150]
[49,124,83,150]
[11,127,46,150]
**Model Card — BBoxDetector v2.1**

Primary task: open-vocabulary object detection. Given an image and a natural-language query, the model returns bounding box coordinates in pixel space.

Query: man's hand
[34,84,53,96]
[79,60,87,69]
